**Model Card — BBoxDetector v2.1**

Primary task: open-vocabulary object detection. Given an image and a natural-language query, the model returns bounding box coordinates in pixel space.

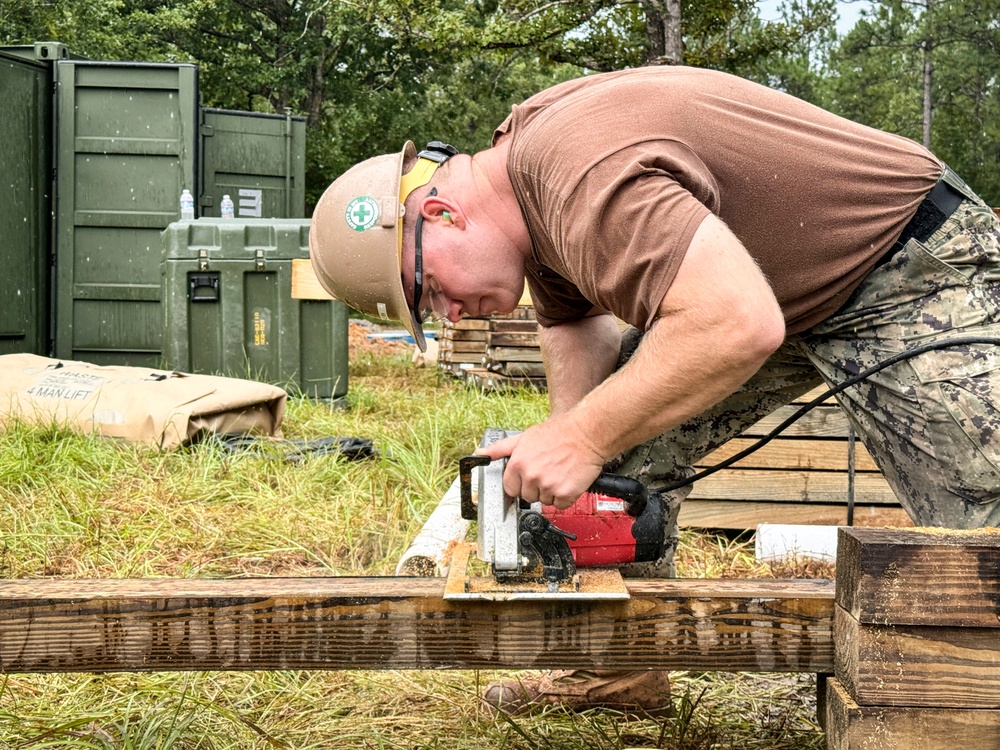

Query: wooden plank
[687,469,897,504]
[836,527,1000,628]
[487,361,547,378]
[437,351,483,365]
[795,386,836,404]
[825,677,1000,749]
[834,604,1000,709]
[490,320,538,333]
[446,318,490,331]
[485,346,544,363]
[486,332,540,348]
[440,340,486,354]
[445,329,488,342]
[0,577,833,674]
[290,258,333,300]
[437,362,470,378]
[698,438,879,472]
[745,405,851,438]
[677,500,913,530]
[462,369,546,391]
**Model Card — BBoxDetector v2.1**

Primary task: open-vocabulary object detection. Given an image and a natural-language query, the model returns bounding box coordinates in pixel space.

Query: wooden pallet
[459,367,546,391]
[438,307,545,388]
[681,386,907,530]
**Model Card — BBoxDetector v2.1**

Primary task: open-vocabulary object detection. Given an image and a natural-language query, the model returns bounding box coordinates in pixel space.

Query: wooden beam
[0,577,833,675]
[834,604,1000,709]
[825,677,1000,749]
[836,527,1000,628]
[833,528,1000,710]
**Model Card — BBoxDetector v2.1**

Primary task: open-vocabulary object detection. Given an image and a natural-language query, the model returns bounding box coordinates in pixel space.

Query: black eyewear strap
[413,188,436,323]
[410,141,458,323]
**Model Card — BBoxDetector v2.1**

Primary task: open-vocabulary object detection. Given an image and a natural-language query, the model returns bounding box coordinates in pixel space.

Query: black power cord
[657,336,1000,495]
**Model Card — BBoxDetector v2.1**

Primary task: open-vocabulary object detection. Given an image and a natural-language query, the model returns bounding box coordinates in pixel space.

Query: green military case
[161,219,348,400]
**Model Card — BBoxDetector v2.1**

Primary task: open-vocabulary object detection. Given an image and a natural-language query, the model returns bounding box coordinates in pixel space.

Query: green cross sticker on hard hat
[345,196,380,231]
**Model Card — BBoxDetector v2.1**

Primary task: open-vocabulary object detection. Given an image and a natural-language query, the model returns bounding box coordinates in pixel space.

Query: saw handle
[589,473,647,517]
[458,454,647,519]
[458,454,491,520]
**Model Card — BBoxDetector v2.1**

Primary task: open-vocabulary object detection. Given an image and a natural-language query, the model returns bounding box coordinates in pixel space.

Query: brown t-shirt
[492,66,942,333]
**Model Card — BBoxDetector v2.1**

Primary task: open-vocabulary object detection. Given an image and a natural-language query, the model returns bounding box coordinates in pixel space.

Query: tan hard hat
[309,141,456,351]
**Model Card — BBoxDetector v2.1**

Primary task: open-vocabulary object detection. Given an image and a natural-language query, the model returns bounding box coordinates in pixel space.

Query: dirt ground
[348,320,412,359]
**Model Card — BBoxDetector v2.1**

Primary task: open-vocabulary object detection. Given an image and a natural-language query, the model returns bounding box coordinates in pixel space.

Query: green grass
[0,335,827,749]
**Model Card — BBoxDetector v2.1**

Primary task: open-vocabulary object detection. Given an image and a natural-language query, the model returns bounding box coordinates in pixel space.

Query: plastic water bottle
[179,189,195,220]
[220,194,235,219]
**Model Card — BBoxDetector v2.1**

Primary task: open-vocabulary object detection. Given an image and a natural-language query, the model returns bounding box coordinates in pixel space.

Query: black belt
[872,172,969,270]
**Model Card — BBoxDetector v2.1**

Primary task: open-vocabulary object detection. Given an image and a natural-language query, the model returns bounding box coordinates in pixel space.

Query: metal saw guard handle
[458,453,647,519]
[459,454,491,520]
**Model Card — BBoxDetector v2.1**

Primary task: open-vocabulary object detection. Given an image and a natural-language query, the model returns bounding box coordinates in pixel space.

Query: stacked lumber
[482,308,543,386]
[826,527,1000,749]
[679,386,910,530]
[436,317,489,375]
[438,306,545,389]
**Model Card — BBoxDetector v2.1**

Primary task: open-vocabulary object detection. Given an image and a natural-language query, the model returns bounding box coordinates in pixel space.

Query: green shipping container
[200,108,306,219]
[161,219,348,400]
[0,48,54,355]
[3,45,311,369]
[54,60,199,366]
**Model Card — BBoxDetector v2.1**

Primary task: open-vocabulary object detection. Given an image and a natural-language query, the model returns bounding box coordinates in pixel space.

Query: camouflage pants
[615,187,1000,576]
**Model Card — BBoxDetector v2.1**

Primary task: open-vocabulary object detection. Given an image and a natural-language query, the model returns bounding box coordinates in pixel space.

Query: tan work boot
[483,670,672,717]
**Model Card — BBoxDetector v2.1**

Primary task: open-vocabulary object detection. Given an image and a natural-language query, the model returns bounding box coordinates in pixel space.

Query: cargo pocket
[909,344,1000,505]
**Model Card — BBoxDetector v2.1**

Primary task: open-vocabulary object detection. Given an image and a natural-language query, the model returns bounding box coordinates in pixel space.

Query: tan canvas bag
[0,354,287,450]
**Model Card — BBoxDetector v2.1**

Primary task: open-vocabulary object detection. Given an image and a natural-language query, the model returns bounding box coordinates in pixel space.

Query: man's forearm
[539,313,622,415]
[479,214,785,509]
[566,215,786,464]
[565,305,776,463]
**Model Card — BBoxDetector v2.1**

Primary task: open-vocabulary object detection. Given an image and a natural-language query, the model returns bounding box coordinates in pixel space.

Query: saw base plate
[443,543,630,601]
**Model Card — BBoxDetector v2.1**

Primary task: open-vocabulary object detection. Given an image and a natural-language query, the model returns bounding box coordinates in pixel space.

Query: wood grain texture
[289,259,334,300]
[0,577,833,674]
[484,346,544,363]
[490,320,538,333]
[825,677,1000,749]
[687,470,896,504]
[745,405,852,438]
[485,332,540,348]
[836,527,1000,627]
[698,438,879,472]
[834,605,1000,709]
[677,501,912,530]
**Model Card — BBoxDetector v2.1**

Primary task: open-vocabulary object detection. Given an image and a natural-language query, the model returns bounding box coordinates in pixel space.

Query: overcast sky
[757,0,870,35]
